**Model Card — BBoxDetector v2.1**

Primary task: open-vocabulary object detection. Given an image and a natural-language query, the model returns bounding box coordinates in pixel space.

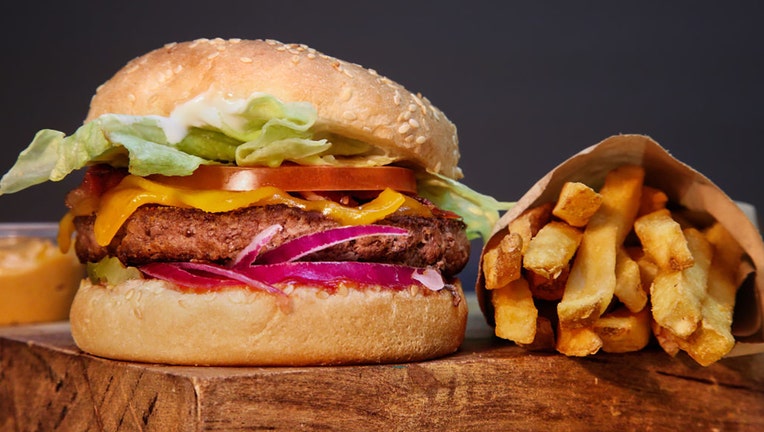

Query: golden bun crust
[69,278,468,365]
[86,38,462,179]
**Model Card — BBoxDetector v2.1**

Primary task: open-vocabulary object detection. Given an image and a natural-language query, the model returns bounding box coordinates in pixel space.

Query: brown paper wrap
[476,134,764,356]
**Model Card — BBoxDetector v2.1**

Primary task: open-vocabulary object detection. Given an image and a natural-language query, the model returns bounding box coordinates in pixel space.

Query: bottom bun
[69,277,468,365]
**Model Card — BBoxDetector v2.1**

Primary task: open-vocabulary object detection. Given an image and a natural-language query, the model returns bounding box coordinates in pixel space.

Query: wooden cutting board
[1,296,763,431]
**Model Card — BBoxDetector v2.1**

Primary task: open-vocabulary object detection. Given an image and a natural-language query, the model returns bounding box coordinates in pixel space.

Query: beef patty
[74,204,470,277]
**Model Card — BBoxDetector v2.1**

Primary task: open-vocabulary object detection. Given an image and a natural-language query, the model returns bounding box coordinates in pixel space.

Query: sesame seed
[174,65,183,73]
[342,68,353,78]
[265,39,277,45]
[402,111,412,121]
[239,56,253,63]
[408,119,420,128]
[408,104,417,113]
[128,93,136,102]
[393,91,401,106]
[125,289,134,300]
[342,111,357,120]
[291,55,300,64]
[404,135,414,143]
[276,46,286,51]
[409,285,420,296]
[316,290,330,299]
[339,87,353,101]
[164,42,177,50]
[207,52,220,60]
[307,52,316,59]
[362,126,372,133]
[125,64,140,74]
[398,123,411,134]
[368,68,378,76]
[230,38,242,43]
[416,136,426,144]
[336,284,349,297]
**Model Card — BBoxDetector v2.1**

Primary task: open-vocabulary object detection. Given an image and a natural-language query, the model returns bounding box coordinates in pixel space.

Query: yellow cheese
[63,175,432,247]
[0,236,84,325]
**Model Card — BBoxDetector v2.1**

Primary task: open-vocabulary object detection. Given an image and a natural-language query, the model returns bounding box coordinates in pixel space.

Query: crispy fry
[682,267,737,365]
[627,246,659,288]
[527,267,568,301]
[634,208,694,271]
[518,316,556,351]
[705,222,744,271]
[557,165,644,327]
[651,321,681,357]
[614,247,647,313]
[482,232,523,289]
[556,324,602,357]
[552,182,603,227]
[508,202,553,254]
[594,306,651,353]
[492,277,538,344]
[522,221,582,279]
[681,223,744,365]
[638,185,669,216]
[650,228,713,338]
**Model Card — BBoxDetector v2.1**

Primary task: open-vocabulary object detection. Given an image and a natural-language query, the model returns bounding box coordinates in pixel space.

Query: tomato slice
[148,165,418,193]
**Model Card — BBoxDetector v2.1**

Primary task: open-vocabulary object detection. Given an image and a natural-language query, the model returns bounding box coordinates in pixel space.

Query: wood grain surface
[1,297,763,431]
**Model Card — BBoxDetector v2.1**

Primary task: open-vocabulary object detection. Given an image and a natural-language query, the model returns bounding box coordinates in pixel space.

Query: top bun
[87,38,462,179]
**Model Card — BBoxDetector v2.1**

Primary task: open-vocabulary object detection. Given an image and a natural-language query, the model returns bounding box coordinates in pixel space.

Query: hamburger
[0,38,509,365]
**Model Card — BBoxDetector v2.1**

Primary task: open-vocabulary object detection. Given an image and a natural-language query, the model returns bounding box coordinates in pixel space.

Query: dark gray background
[1,1,762,288]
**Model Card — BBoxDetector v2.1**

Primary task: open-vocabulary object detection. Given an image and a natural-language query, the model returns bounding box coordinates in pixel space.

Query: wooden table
[1,296,763,431]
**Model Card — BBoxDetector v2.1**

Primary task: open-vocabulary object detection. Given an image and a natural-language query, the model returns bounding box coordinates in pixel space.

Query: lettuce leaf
[417,172,514,242]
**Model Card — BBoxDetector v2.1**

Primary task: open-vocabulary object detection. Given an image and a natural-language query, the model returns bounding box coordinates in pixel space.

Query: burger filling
[0,91,512,295]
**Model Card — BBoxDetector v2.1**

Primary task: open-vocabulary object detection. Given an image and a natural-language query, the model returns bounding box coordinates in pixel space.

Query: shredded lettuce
[0,91,512,241]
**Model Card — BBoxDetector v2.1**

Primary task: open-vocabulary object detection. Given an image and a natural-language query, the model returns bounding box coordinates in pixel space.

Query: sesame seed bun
[69,278,468,366]
[86,38,462,179]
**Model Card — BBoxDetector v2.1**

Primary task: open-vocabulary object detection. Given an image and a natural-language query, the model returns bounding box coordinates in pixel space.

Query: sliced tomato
[148,165,418,194]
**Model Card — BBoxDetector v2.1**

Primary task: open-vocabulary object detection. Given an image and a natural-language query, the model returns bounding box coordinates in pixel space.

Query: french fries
[614,247,647,313]
[634,209,694,271]
[483,164,747,365]
[557,165,644,327]
[556,324,602,357]
[594,306,651,353]
[682,223,744,365]
[523,221,582,279]
[491,277,538,345]
[483,232,523,289]
[649,228,712,338]
[552,182,603,227]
